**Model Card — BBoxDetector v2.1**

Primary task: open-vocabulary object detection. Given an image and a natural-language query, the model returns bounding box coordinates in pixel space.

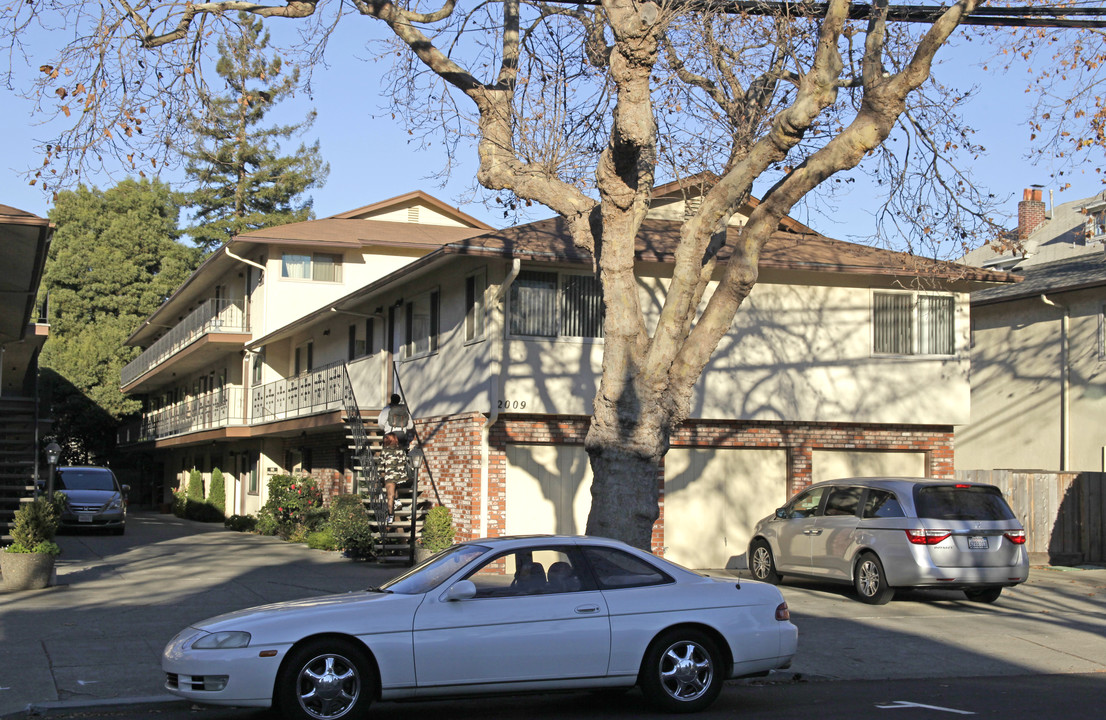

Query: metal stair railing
[338,365,387,527]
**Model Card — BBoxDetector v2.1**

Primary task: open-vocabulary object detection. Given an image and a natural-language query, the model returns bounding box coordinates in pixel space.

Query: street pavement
[2,512,1105,719]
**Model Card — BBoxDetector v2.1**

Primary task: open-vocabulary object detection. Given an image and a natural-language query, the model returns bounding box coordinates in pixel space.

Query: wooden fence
[955,470,1106,565]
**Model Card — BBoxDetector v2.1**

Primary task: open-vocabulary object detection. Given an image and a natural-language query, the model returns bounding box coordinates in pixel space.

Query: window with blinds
[873,291,955,356]
[510,270,604,339]
[281,252,343,282]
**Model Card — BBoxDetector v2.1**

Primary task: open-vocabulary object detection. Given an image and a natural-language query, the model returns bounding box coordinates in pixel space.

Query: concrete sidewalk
[2,512,1105,718]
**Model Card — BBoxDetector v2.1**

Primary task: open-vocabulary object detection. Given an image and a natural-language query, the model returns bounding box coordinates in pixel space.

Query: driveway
[2,512,1105,718]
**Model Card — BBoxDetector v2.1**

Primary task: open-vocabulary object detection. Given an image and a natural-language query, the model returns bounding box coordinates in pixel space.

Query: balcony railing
[251,361,347,423]
[122,298,249,387]
[137,387,247,441]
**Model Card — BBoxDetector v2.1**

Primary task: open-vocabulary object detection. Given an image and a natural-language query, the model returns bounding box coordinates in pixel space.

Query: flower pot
[1,552,56,591]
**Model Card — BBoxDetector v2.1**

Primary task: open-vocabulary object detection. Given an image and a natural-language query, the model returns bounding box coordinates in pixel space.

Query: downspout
[481,259,521,538]
[1040,294,1069,471]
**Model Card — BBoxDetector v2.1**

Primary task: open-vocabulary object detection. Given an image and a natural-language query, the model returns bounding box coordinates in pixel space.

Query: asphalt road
[2,512,1105,718]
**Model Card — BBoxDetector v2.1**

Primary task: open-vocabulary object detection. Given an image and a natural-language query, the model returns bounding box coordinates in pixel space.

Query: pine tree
[39,178,200,462]
[181,13,328,253]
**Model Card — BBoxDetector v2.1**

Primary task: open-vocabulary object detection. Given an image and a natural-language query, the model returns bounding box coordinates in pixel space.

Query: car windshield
[56,469,116,492]
[380,544,488,594]
[914,485,1016,521]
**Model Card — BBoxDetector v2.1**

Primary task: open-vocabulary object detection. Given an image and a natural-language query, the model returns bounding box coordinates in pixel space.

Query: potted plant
[1,493,63,591]
[416,505,455,562]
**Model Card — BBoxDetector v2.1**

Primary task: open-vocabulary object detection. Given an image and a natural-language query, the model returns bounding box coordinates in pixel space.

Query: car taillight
[775,602,790,621]
[905,529,951,545]
[1004,530,1027,545]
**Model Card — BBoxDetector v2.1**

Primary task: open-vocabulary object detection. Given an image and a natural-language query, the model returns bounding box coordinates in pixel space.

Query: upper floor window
[465,268,487,343]
[873,291,955,356]
[281,252,343,283]
[404,290,439,359]
[509,269,603,339]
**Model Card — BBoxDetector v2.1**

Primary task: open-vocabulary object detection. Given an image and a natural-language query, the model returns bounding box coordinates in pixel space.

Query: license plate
[78,513,94,523]
[968,536,989,550]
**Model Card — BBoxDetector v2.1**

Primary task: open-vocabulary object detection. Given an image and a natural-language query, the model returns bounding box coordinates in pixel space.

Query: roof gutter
[480,258,522,538]
[1040,294,1069,471]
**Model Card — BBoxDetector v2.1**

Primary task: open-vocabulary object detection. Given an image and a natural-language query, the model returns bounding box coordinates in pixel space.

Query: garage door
[811,450,926,484]
[505,444,593,536]
[664,448,787,570]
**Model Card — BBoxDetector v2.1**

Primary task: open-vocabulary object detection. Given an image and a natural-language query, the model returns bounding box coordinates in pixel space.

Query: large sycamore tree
[4,1,1102,548]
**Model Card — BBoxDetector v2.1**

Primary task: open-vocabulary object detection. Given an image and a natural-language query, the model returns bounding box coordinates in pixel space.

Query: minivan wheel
[749,540,781,584]
[854,552,894,605]
[964,587,1002,603]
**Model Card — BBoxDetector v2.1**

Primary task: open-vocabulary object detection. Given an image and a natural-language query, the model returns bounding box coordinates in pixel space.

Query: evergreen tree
[39,179,200,462]
[181,13,328,253]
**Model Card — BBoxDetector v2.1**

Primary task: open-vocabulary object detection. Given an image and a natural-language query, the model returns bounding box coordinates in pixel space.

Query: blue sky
[2,15,1102,247]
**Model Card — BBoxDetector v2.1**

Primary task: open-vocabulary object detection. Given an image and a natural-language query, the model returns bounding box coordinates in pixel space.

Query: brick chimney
[1018,188,1047,240]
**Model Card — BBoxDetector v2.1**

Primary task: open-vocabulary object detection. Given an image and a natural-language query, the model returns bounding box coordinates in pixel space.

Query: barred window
[510,270,603,339]
[873,291,955,356]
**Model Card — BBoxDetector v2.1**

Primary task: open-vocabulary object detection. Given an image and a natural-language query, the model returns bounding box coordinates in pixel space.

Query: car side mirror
[122,485,131,494]
[443,580,476,602]
[775,508,788,519]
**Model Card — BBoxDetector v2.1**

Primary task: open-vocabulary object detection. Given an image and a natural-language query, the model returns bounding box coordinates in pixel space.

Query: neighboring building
[0,204,53,538]
[119,185,1014,568]
[958,188,1106,473]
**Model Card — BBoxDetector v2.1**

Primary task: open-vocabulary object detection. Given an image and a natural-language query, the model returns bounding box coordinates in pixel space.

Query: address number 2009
[498,400,527,410]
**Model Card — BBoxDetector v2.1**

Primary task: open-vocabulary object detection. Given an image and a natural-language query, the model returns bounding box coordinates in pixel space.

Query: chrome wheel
[640,629,723,712]
[277,639,373,720]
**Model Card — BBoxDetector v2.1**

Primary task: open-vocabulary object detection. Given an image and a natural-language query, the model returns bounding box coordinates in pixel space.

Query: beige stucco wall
[956,288,1106,472]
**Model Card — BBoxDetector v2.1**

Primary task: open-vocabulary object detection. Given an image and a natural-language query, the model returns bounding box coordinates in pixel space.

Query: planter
[1,552,56,591]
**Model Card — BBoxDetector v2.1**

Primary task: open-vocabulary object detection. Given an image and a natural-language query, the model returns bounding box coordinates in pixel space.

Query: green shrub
[6,493,64,555]
[420,504,455,553]
[172,491,187,518]
[258,475,325,540]
[209,468,226,515]
[328,494,375,560]
[225,514,257,532]
[187,468,204,501]
[185,499,225,523]
[255,512,279,536]
[306,528,338,551]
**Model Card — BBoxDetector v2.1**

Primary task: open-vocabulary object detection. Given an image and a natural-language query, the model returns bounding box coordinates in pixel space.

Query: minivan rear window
[913,485,1016,521]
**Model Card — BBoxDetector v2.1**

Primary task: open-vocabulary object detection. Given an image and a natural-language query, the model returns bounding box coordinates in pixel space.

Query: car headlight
[107,497,122,510]
[190,631,251,649]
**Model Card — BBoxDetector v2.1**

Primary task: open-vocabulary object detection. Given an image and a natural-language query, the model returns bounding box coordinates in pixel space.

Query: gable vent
[408,206,420,223]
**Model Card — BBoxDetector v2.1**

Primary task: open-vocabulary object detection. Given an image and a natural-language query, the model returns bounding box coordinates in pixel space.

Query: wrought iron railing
[137,387,246,441]
[339,364,388,527]
[250,361,346,423]
[122,298,249,387]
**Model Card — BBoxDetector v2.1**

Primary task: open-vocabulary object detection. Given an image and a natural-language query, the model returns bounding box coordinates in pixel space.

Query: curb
[0,695,187,719]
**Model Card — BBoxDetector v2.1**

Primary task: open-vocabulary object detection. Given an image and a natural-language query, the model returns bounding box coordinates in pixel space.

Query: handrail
[122,298,248,386]
[392,367,442,507]
[339,364,388,528]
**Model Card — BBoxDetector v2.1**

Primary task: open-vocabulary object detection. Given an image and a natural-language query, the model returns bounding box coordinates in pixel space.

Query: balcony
[138,387,247,442]
[251,361,347,424]
[122,299,249,390]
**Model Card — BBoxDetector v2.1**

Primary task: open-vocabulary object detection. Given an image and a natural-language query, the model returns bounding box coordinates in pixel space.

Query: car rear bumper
[884,546,1029,588]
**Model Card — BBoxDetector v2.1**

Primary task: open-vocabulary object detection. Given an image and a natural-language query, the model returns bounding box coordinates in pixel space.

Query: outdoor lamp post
[45,442,61,496]
[406,446,423,566]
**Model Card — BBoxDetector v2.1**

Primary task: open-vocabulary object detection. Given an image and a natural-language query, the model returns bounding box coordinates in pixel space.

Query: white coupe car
[163,535,797,719]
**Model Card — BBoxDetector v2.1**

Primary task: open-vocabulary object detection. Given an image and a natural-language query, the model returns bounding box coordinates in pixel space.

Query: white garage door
[505,444,593,536]
[811,450,926,484]
[664,448,787,570]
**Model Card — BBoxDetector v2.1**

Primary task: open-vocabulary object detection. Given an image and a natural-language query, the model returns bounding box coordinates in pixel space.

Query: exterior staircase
[0,397,38,541]
[338,368,429,564]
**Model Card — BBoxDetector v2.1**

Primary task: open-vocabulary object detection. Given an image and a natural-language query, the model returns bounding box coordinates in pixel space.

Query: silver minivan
[55,466,129,535]
[747,477,1029,604]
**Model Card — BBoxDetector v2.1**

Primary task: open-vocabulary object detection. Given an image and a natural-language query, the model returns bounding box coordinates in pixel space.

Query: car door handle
[575,605,601,614]
[804,529,823,536]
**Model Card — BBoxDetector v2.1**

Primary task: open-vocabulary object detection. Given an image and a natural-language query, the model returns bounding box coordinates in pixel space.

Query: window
[823,486,864,517]
[252,353,264,384]
[465,269,487,342]
[465,548,589,597]
[404,290,439,359]
[873,291,955,356]
[863,489,905,519]
[509,269,603,339]
[786,487,824,519]
[294,341,313,375]
[580,547,672,589]
[348,324,366,361]
[281,252,343,282]
[366,317,375,356]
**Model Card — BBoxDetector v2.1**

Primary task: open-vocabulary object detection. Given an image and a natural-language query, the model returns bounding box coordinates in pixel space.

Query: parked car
[162,535,797,720]
[54,466,129,535]
[748,477,1029,604]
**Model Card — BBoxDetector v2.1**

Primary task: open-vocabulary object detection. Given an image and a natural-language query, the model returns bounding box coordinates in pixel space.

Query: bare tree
[3,0,1100,548]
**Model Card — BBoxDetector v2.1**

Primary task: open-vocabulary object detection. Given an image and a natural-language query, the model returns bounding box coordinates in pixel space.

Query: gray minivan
[747,477,1028,604]
[55,466,129,535]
